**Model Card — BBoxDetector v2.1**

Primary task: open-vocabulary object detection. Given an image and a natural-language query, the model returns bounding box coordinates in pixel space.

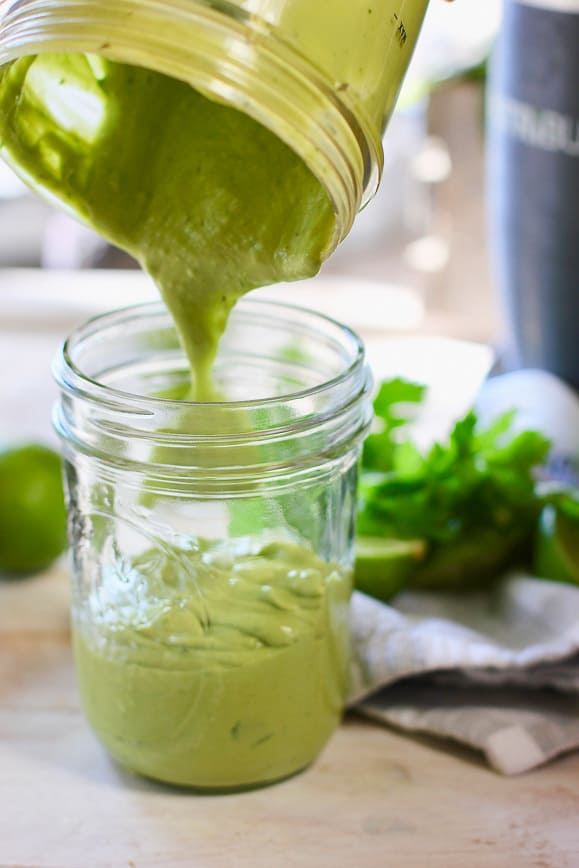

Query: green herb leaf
[357,377,553,589]
[373,377,427,422]
[362,378,426,473]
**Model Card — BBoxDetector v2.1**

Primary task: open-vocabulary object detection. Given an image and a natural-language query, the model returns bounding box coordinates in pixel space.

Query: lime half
[0,444,68,576]
[533,504,579,585]
[354,536,426,602]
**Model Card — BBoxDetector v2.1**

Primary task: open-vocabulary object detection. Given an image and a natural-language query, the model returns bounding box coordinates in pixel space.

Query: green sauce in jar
[74,540,351,789]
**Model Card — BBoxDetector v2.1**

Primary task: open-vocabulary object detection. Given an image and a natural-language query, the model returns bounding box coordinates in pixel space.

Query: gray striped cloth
[349,576,579,774]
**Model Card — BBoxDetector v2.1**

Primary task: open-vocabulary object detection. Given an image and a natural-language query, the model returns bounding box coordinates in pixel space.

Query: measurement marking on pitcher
[392,13,408,46]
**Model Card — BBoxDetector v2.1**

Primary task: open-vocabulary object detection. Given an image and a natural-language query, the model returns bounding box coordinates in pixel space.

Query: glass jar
[0,0,430,245]
[53,299,372,790]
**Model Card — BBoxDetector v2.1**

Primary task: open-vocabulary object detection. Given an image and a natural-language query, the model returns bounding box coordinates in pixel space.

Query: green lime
[354,536,426,602]
[0,443,68,576]
[533,504,579,585]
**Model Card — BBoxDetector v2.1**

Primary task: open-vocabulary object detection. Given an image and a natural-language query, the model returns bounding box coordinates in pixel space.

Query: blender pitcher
[0,0,432,243]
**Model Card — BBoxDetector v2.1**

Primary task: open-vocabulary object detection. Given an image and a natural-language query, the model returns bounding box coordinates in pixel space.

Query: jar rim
[53,298,372,486]
[54,298,367,414]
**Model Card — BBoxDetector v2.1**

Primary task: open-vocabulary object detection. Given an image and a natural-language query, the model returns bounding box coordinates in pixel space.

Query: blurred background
[0,0,503,345]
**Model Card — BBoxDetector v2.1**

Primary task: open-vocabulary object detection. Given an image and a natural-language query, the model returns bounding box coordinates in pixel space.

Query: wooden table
[2,568,579,868]
[1,270,578,867]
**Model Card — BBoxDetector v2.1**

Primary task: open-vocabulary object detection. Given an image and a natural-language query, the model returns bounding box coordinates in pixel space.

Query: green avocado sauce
[0,54,348,787]
[75,540,350,789]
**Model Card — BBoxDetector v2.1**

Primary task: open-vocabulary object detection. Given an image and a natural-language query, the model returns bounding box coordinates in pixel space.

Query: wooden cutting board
[1,566,578,868]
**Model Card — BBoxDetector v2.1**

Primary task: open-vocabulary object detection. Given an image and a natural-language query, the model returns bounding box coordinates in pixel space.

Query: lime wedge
[354,536,426,602]
[533,504,579,585]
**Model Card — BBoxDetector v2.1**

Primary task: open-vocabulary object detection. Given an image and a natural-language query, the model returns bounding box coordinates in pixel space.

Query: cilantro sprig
[357,378,551,590]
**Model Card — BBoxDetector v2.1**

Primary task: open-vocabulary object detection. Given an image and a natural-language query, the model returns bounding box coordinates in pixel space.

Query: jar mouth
[0,0,383,247]
[53,299,373,484]
[56,298,366,414]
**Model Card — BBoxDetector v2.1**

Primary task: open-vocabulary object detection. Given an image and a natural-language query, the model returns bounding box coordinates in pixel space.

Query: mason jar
[0,0,430,246]
[53,299,372,790]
